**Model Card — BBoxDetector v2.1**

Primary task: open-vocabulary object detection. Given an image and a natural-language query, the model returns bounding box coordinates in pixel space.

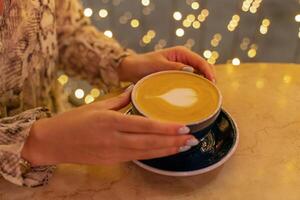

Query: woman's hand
[21,87,199,166]
[118,46,216,83]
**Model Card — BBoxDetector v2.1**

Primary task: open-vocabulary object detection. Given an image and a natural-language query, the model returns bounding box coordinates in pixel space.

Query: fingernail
[125,84,134,93]
[178,126,190,135]
[212,78,216,84]
[186,138,199,146]
[179,145,191,152]
[182,66,195,73]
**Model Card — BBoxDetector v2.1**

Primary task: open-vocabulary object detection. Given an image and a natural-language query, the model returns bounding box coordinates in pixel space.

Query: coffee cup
[131,70,222,140]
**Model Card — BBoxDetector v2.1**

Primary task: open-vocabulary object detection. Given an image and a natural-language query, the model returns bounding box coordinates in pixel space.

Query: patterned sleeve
[0,107,55,187]
[55,0,133,92]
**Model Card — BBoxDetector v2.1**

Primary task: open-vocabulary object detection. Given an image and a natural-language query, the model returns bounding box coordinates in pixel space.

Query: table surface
[1,63,300,200]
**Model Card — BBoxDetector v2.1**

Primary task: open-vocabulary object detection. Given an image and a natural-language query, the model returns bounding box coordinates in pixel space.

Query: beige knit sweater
[0,0,130,187]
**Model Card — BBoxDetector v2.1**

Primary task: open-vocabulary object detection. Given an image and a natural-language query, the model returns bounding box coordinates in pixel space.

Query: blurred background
[80,0,300,64]
[61,0,300,105]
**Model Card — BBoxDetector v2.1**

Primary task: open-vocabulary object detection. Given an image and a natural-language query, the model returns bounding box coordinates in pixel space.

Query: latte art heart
[132,71,220,124]
[157,88,198,107]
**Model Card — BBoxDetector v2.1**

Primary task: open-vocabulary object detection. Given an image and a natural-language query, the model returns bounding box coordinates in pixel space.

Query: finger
[94,85,133,110]
[115,114,190,135]
[129,147,181,160]
[164,47,216,82]
[117,132,197,150]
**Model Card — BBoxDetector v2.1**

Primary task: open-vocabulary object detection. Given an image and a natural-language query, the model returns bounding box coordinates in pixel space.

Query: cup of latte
[131,70,222,140]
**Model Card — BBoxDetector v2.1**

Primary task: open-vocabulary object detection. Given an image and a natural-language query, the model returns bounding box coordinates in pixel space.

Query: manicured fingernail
[125,84,134,92]
[179,145,191,152]
[182,66,195,73]
[186,138,199,146]
[212,78,216,84]
[178,126,190,135]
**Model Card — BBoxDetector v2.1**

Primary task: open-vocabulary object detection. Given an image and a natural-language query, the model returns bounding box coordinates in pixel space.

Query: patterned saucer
[126,108,239,176]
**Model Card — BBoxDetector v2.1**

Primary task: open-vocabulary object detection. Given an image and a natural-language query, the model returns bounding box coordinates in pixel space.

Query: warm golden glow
[99,9,108,18]
[85,95,95,104]
[183,19,192,27]
[283,75,292,84]
[57,74,69,85]
[248,49,257,58]
[141,0,150,6]
[104,30,113,38]
[192,21,201,29]
[173,11,182,21]
[84,8,93,17]
[256,79,264,89]
[187,14,196,22]
[203,50,212,59]
[142,35,151,44]
[90,88,101,98]
[130,19,140,28]
[232,58,240,66]
[147,30,156,38]
[296,14,300,22]
[176,28,185,37]
[191,2,200,10]
[75,89,85,99]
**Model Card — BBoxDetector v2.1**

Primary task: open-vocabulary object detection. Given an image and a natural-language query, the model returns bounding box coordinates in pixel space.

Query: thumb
[95,85,133,111]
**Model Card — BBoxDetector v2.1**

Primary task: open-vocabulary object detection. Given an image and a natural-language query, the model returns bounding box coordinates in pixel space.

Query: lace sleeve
[0,107,55,187]
[55,0,133,92]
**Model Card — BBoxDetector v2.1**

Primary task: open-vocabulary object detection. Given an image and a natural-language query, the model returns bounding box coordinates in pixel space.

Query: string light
[184,38,195,49]
[240,37,250,50]
[104,30,113,38]
[142,3,155,15]
[57,74,69,85]
[187,14,196,22]
[130,19,140,28]
[191,2,200,10]
[141,0,150,6]
[232,58,241,66]
[197,9,209,23]
[227,14,240,32]
[99,9,108,18]
[260,18,271,35]
[183,19,192,28]
[176,28,185,37]
[90,88,101,98]
[295,14,300,22]
[211,33,222,47]
[147,30,156,38]
[142,35,151,44]
[203,50,212,59]
[85,95,95,104]
[192,21,201,29]
[84,8,93,17]
[75,89,85,99]
[242,0,262,13]
[154,39,167,50]
[173,11,182,21]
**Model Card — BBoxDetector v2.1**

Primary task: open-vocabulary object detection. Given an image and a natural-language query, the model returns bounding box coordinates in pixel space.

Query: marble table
[1,63,300,200]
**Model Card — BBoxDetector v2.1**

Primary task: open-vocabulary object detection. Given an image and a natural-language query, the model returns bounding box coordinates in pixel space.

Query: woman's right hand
[21,86,199,166]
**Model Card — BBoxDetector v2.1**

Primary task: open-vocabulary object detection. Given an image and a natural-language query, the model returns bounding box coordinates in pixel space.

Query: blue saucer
[127,108,239,176]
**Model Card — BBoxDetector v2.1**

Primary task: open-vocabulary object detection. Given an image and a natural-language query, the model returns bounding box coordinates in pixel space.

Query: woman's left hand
[118,46,216,83]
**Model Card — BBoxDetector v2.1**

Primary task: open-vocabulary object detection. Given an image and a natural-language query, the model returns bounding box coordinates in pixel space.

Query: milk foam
[157,88,198,107]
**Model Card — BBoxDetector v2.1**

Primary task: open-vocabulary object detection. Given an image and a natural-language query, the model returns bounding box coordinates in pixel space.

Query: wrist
[21,118,58,167]
[117,55,132,82]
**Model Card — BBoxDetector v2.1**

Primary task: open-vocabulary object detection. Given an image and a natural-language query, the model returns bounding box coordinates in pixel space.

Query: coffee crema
[132,71,221,124]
